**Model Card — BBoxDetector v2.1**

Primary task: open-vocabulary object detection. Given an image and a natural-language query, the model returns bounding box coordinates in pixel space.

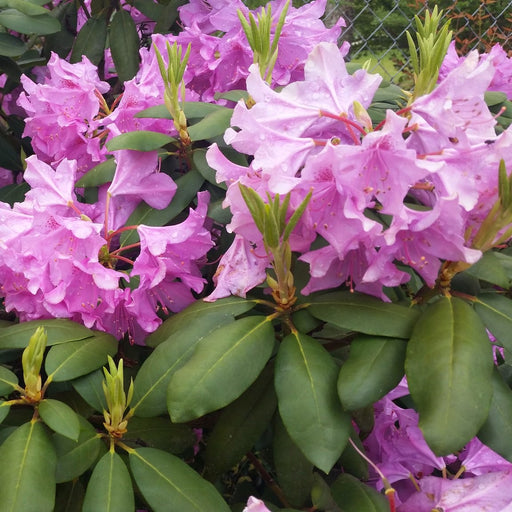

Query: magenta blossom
[18,53,110,175]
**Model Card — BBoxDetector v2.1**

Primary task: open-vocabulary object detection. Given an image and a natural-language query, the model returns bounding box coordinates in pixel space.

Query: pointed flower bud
[102,356,133,438]
[237,0,289,84]
[22,327,47,402]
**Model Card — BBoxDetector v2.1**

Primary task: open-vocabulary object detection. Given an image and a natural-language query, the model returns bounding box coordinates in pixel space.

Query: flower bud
[22,327,47,402]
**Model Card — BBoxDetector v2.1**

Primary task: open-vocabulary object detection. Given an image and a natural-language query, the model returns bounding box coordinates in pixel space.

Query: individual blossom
[243,497,271,512]
[397,471,512,512]
[17,53,110,175]
[128,191,213,332]
[407,50,497,153]
[440,41,512,99]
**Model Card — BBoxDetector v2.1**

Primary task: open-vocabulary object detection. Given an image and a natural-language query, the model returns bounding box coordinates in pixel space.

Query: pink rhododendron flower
[398,471,512,512]
[17,53,110,175]
[243,497,271,512]
[0,156,211,344]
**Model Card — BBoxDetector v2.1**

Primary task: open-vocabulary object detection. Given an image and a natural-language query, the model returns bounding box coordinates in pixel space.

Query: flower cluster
[206,41,512,300]
[0,153,212,342]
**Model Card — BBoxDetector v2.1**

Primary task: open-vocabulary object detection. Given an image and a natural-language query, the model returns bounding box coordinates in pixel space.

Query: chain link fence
[323,0,512,84]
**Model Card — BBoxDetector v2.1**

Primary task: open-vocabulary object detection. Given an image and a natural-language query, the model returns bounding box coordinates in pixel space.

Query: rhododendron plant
[0,1,511,510]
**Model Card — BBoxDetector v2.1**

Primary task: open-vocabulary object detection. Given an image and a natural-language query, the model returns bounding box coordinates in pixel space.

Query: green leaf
[75,158,116,188]
[0,365,18,395]
[54,416,102,483]
[70,16,107,65]
[308,291,419,338]
[273,415,314,508]
[45,333,118,382]
[203,365,277,480]
[135,102,227,120]
[331,473,389,512]
[4,0,47,16]
[82,451,134,512]
[133,303,251,416]
[130,447,230,511]
[275,332,351,473]
[475,293,512,352]
[0,421,57,512]
[120,168,204,247]
[0,401,10,423]
[133,0,163,21]
[467,251,512,288]
[0,8,60,34]
[188,107,233,141]
[478,368,512,462]
[0,319,93,349]
[54,480,85,512]
[337,335,407,410]
[125,417,194,453]
[106,130,175,152]
[0,32,25,56]
[145,296,257,348]
[192,148,224,187]
[168,316,275,422]
[405,296,494,455]
[71,369,107,412]
[339,429,369,480]
[38,399,80,441]
[109,9,139,82]
[0,182,29,204]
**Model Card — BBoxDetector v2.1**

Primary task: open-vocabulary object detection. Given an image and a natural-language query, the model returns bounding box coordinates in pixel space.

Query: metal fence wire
[323,0,512,83]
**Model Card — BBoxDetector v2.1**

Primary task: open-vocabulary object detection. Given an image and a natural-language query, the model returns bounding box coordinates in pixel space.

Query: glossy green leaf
[132,299,257,416]
[311,473,342,512]
[133,0,163,21]
[0,365,18,395]
[82,451,134,512]
[125,417,194,453]
[192,148,224,187]
[70,16,107,65]
[153,1,180,33]
[2,0,47,16]
[42,0,77,59]
[273,415,314,508]
[146,296,257,347]
[308,291,419,338]
[467,251,512,288]
[71,369,107,412]
[331,473,389,512]
[0,421,57,512]
[39,399,80,441]
[120,169,204,247]
[405,296,494,455]
[0,401,10,423]
[135,101,226,120]
[109,9,139,82]
[133,317,240,417]
[45,333,118,382]
[188,107,232,141]
[338,335,407,410]
[203,365,277,480]
[168,316,275,422]
[54,416,102,483]
[0,8,60,34]
[339,429,369,480]
[75,158,116,188]
[275,332,351,473]
[130,447,230,511]
[106,130,175,152]
[0,32,25,56]
[54,480,85,512]
[475,293,512,352]
[478,368,512,462]
[0,182,29,205]
[0,319,93,349]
